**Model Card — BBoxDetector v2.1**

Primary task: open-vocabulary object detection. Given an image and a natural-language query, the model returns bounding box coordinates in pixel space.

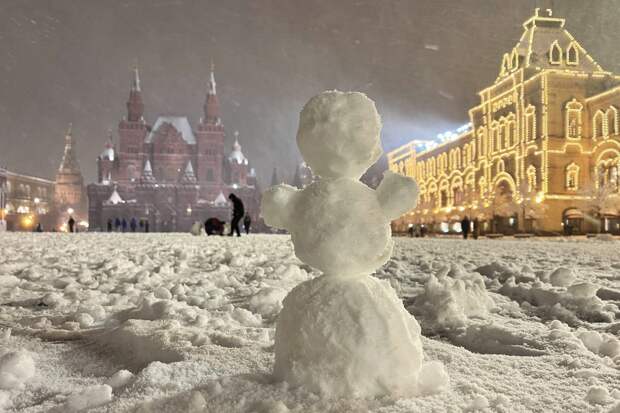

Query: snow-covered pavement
[0,233,619,412]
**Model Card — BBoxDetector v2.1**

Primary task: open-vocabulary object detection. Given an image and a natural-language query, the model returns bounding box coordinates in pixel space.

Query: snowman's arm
[260,184,299,230]
[376,171,419,220]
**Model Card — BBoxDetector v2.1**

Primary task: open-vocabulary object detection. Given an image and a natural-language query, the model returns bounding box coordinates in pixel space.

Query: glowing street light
[67,207,74,215]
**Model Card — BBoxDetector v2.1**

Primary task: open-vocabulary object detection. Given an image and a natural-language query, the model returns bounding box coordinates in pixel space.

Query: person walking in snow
[144,219,150,233]
[35,223,43,232]
[114,217,121,232]
[130,217,137,232]
[228,193,244,237]
[461,216,470,240]
[68,216,76,233]
[107,219,113,232]
[243,214,252,235]
[473,218,480,240]
[121,218,127,233]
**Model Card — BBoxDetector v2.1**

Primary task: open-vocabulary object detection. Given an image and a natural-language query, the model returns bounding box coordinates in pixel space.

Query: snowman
[261,91,448,398]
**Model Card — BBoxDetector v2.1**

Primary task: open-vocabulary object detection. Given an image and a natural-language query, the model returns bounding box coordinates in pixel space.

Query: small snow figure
[243,214,252,234]
[68,216,76,233]
[261,91,448,398]
[190,221,202,236]
[228,194,245,237]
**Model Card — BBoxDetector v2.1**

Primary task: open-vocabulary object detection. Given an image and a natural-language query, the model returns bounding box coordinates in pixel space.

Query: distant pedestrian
[408,225,414,237]
[144,219,150,233]
[107,219,113,232]
[68,216,76,233]
[35,223,43,232]
[130,217,137,232]
[228,194,244,237]
[461,216,470,240]
[473,218,480,240]
[115,217,121,231]
[243,214,252,235]
[121,218,127,233]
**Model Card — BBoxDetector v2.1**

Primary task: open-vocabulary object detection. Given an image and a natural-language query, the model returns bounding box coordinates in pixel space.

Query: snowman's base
[273,274,448,398]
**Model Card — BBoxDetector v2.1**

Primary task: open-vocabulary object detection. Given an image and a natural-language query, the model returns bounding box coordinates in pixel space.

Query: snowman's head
[297,91,383,180]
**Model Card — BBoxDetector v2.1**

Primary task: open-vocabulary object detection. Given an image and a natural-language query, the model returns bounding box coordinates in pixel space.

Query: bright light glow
[440,222,450,233]
[535,192,544,203]
[67,208,74,214]
[79,221,88,227]
[34,197,40,204]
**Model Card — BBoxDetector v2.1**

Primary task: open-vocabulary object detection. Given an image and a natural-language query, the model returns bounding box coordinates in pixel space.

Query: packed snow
[0,233,619,411]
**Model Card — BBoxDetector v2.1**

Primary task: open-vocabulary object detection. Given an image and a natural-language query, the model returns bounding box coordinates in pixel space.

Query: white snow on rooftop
[146,116,196,145]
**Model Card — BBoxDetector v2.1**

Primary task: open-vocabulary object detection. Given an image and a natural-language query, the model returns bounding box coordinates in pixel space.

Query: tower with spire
[195,61,225,197]
[54,123,86,223]
[117,63,148,183]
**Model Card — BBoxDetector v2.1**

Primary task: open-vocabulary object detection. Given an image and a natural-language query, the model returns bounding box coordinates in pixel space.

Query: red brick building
[87,65,261,232]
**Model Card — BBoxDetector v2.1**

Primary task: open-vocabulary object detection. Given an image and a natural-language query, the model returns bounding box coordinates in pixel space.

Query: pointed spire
[127,61,145,122]
[203,59,221,125]
[181,160,197,184]
[106,185,125,205]
[208,59,216,95]
[59,123,80,173]
[140,159,156,184]
[131,60,141,92]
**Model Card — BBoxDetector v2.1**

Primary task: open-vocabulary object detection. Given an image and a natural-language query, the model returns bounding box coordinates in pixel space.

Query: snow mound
[248,287,288,317]
[549,267,576,287]
[412,265,494,329]
[274,275,446,398]
[65,384,113,411]
[0,351,35,390]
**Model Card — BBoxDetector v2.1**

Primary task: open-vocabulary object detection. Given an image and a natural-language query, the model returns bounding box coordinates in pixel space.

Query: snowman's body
[261,91,448,398]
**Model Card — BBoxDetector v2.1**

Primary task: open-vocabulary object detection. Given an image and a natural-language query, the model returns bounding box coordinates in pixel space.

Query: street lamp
[67,207,74,215]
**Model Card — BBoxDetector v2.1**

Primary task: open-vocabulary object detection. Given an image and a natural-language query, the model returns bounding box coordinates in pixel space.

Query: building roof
[106,188,125,205]
[496,9,604,82]
[145,116,196,145]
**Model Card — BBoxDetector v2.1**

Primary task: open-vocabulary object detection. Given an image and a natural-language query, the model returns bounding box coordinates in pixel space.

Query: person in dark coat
[473,218,480,240]
[68,216,76,233]
[144,219,150,233]
[121,218,128,233]
[35,223,43,232]
[461,216,470,240]
[114,217,121,231]
[228,194,244,237]
[107,219,113,232]
[130,217,137,232]
[243,214,252,235]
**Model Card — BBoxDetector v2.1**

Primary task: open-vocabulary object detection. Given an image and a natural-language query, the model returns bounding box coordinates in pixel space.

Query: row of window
[500,41,579,77]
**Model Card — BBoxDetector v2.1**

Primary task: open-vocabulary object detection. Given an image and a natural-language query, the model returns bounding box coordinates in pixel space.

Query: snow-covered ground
[0,233,619,412]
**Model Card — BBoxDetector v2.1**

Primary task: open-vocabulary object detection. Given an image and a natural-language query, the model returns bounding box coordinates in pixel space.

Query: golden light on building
[388,9,620,235]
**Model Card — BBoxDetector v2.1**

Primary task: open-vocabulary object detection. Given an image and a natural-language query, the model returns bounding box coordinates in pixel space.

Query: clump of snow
[65,384,113,411]
[0,351,35,390]
[248,287,288,317]
[549,267,576,287]
[105,369,135,389]
[586,385,612,405]
[412,265,494,329]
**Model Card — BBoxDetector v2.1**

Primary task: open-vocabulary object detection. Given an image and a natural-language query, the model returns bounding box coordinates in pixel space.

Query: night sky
[1,0,619,186]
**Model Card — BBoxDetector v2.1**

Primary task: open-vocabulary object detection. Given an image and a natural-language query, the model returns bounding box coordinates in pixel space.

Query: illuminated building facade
[388,9,620,235]
[0,166,55,231]
[87,65,261,232]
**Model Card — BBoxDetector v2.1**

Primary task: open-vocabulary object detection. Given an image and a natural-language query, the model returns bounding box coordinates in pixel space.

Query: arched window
[511,49,519,70]
[566,43,579,65]
[607,106,619,136]
[593,110,606,139]
[506,114,516,147]
[566,163,580,191]
[565,99,583,139]
[496,159,505,175]
[498,119,506,151]
[525,105,536,142]
[479,177,487,198]
[550,40,562,65]
[454,148,462,170]
[527,165,537,192]
[477,127,487,157]
[491,121,499,152]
